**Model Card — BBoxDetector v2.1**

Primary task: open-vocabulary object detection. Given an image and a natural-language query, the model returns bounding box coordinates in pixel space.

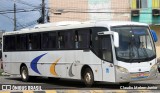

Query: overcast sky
[0,0,47,32]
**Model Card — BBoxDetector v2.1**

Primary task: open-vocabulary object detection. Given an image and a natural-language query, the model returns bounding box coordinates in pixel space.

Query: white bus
[2,21,158,87]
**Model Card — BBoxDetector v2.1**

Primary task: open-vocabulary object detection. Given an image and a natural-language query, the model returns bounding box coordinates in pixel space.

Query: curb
[1,72,10,76]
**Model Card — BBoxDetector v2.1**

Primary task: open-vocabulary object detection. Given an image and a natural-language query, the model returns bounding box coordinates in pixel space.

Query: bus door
[100,35,115,82]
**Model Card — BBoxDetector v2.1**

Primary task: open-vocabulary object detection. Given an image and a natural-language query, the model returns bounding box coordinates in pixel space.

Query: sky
[0,0,47,32]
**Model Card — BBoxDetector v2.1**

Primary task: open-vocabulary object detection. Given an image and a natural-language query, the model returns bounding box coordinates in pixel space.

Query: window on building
[136,0,148,8]
[42,32,57,49]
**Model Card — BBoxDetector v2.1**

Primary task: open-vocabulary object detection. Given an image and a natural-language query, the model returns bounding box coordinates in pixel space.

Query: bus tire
[83,68,94,87]
[20,66,29,82]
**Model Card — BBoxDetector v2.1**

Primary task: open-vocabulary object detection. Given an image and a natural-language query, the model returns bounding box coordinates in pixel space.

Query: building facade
[49,0,130,22]
[131,0,160,58]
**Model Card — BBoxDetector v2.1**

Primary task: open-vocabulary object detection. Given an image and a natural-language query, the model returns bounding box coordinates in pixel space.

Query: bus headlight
[116,66,129,73]
[150,64,158,71]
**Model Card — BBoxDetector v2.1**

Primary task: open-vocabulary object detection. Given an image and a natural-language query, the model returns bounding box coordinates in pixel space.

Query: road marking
[33,91,45,93]
[90,90,104,93]
[45,90,57,93]
[66,90,79,93]
[0,91,10,93]
[23,90,34,93]
[137,90,152,93]
[106,90,127,93]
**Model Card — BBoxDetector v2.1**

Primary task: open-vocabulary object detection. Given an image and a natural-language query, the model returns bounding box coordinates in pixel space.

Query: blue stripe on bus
[30,53,47,74]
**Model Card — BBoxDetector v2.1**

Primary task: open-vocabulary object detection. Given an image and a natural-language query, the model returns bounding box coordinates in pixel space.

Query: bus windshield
[111,26,156,62]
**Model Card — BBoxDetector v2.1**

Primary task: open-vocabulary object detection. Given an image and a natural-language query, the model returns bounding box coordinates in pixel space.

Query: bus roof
[96,21,148,27]
[3,21,149,36]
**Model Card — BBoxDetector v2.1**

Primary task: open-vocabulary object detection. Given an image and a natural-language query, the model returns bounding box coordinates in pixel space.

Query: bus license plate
[131,72,149,80]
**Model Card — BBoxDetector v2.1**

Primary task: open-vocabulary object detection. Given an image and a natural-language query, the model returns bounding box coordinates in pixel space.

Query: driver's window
[100,36,113,62]
[140,35,152,49]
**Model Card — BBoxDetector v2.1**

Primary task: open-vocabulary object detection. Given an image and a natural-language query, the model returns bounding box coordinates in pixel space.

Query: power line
[17,0,40,8]
[17,20,37,30]
[0,8,41,14]
[6,0,40,8]
[0,0,42,31]
[0,14,25,28]
[49,9,154,14]
[0,14,39,30]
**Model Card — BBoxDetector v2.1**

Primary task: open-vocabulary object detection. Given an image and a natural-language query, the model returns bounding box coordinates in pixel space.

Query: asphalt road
[1,74,160,90]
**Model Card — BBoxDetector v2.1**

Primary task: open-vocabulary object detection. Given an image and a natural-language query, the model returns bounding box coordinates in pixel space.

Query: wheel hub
[85,73,91,83]
[22,69,27,79]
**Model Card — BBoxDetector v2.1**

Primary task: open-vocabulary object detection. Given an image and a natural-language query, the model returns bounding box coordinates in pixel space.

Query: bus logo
[30,53,47,74]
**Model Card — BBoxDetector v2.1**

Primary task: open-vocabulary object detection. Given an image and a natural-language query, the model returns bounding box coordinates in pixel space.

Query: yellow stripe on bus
[50,57,61,76]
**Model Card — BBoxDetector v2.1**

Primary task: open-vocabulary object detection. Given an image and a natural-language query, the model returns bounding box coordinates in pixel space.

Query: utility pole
[14,0,16,31]
[42,0,45,24]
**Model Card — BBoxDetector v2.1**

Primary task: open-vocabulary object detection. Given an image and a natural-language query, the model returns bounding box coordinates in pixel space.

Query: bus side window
[3,36,8,51]
[58,32,64,49]
[16,35,27,50]
[28,35,32,50]
[28,34,41,50]
[58,31,74,49]
[42,32,57,49]
[75,31,78,49]
[77,29,90,49]
[65,31,74,49]
[4,36,16,51]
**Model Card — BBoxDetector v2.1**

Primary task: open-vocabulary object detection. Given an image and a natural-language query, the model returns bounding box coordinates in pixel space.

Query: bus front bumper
[115,65,158,83]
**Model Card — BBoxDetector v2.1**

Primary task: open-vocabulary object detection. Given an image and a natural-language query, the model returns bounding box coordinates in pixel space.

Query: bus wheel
[83,68,94,87]
[20,66,29,82]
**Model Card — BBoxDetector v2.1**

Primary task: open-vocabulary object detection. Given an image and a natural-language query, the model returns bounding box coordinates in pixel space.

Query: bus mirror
[98,31,119,47]
[150,30,158,42]
[113,32,119,48]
